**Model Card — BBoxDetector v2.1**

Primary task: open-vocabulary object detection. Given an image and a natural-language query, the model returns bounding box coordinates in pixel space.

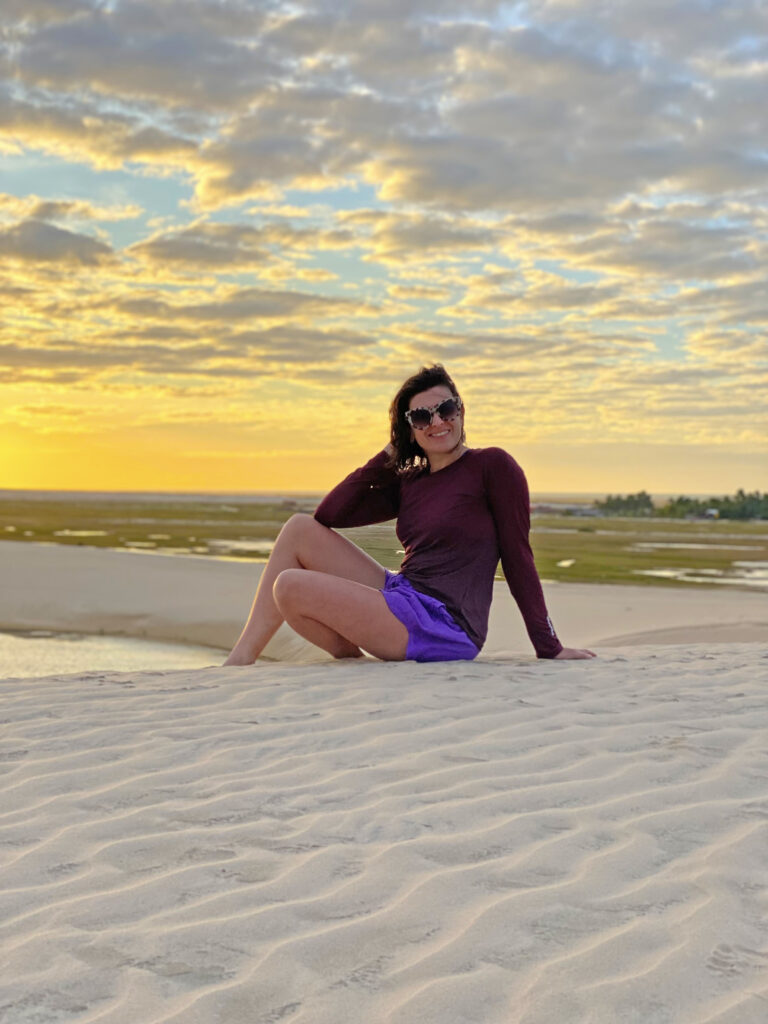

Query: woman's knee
[280,512,320,540]
[272,568,305,612]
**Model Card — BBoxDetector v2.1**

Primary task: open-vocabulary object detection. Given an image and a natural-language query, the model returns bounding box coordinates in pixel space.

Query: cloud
[0,86,198,172]
[2,400,100,433]
[129,224,270,269]
[13,1,276,110]
[448,276,625,317]
[388,284,452,300]
[192,99,343,208]
[0,192,142,222]
[0,319,379,384]
[389,323,656,368]
[0,339,228,372]
[1,0,94,26]
[562,219,761,282]
[367,212,495,264]
[0,219,113,265]
[101,285,379,324]
[686,328,768,365]
[227,325,378,364]
[334,209,497,267]
[128,220,357,269]
[531,0,767,64]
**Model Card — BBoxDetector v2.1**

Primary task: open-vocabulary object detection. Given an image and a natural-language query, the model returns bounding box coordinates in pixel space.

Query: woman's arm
[314,448,400,528]
[483,448,564,659]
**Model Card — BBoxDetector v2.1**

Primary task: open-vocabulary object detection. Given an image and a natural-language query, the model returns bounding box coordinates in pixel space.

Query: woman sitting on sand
[225,364,595,665]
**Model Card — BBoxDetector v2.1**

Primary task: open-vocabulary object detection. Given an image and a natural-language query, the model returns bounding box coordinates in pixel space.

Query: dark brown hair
[388,364,464,472]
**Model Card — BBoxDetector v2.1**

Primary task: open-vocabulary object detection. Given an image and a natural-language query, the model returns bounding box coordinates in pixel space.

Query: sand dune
[2,644,768,1023]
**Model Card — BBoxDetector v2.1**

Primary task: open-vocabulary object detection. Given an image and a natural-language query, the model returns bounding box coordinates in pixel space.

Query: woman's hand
[554,647,597,659]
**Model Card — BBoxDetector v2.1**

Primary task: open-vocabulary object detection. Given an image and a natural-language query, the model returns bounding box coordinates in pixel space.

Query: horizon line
[1,487,759,502]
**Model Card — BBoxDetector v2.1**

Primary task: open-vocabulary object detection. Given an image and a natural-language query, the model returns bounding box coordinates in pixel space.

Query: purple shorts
[381,570,480,663]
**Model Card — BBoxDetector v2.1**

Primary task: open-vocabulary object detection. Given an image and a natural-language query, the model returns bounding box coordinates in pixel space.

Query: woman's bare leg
[224,514,390,664]
[273,569,408,661]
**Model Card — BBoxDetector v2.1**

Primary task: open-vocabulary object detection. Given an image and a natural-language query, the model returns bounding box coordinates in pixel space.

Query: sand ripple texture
[1,645,767,1024]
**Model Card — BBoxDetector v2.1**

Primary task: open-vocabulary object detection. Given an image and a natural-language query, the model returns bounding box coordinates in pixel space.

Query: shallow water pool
[0,630,224,679]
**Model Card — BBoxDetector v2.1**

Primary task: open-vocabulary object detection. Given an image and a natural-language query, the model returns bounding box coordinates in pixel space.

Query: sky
[1,0,766,496]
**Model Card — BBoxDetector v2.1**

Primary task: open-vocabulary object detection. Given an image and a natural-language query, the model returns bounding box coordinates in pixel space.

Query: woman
[224,364,595,665]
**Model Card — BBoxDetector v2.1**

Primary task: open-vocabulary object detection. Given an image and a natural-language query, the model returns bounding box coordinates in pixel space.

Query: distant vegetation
[594,489,768,520]
[2,493,767,589]
[594,491,654,516]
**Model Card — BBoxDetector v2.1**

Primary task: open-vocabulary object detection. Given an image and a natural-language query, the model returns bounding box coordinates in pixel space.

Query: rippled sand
[2,644,767,1023]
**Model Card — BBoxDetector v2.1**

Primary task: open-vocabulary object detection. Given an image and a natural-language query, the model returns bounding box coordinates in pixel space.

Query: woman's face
[407,385,464,458]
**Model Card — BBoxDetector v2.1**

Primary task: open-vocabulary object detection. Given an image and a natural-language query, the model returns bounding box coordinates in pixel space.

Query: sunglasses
[405,396,462,430]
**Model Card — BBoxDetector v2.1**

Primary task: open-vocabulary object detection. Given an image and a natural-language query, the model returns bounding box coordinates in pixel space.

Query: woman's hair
[388,363,464,472]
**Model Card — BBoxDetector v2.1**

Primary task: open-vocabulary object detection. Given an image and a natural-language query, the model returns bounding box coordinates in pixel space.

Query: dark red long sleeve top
[314,447,563,658]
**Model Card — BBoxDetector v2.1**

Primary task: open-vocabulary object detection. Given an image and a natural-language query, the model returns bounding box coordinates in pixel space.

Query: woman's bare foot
[223,645,258,666]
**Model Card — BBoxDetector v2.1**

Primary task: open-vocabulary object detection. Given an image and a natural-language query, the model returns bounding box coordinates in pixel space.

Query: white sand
[2,647,768,1023]
[1,541,768,1022]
